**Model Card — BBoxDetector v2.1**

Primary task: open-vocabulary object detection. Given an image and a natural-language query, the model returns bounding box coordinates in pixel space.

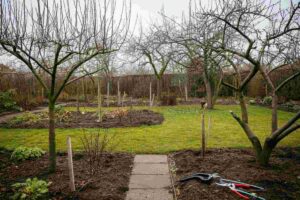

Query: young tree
[131,24,174,99]
[205,0,300,165]
[0,0,131,172]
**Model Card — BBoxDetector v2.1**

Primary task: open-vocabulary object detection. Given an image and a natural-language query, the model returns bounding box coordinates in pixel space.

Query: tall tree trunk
[239,92,248,123]
[203,72,213,109]
[97,76,102,122]
[271,92,278,132]
[76,81,80,113]
[149,82,152,107]
[48,101,56,172]
[117,80,121,106]
[185,84,188,101]
[106,81,110,107]
[156,78,161,99]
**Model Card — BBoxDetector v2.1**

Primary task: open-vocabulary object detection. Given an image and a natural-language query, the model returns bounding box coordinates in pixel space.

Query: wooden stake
[67,136,75,192]
[201,111,206,158]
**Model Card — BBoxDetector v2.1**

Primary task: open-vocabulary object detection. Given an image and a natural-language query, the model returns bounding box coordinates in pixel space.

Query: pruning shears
[179,173,265,200]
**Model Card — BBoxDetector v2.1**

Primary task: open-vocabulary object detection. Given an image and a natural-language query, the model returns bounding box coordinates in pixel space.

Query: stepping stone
[126,189,173,200]
[129,174,171,189]
[132,163,169,175]
[134,155,168,163]
[126,155,173,200]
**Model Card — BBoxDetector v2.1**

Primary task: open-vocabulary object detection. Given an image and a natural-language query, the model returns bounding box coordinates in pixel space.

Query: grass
[0,105,299,153]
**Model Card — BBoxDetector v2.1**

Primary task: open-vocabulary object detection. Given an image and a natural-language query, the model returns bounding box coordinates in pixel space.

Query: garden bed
[169,148,300,200]
[1,109,164,129]
[0,149,134,200]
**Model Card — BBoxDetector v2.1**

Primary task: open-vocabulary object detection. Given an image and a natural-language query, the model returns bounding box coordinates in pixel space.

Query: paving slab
[129,174,171,189]
[132,163,169,175]
[126,189,173,200]
[134,155,167,163]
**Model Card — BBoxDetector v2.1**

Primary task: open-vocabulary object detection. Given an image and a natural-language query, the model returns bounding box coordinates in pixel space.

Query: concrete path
[126,155,173,200]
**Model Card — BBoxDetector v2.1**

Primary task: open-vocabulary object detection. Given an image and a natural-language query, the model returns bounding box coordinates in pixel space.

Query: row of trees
[129,0,300,165]
[0,0,299,171]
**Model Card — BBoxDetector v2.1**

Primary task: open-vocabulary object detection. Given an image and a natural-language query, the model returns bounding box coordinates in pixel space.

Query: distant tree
[0,0,132,172]
[131,23,174,98]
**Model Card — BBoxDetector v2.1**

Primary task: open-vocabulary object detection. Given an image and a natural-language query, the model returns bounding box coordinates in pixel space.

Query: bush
[263,96,272,106]
[12,178,50,200]
[9,112,40,126]
[11,147,45,162]
[0,90,20,113]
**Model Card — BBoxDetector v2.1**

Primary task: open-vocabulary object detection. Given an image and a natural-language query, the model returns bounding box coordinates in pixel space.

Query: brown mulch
[169,148,300,200]
[0,150,134,200]
[2,109,164,129]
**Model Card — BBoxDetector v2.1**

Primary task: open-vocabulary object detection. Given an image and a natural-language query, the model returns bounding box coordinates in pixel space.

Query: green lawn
[0,105,299,153]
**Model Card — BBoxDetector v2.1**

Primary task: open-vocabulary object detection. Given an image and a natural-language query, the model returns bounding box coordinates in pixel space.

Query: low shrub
[9,112,40,126]
[263,96,272,106]
[0,90,20,113]
[11,147,45,162]
[11,178,50,200]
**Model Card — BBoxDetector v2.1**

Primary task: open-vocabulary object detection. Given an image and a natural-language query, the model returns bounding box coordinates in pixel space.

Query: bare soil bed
[1,109,164,129]
[169,148,300,200]
[0,149,133,200]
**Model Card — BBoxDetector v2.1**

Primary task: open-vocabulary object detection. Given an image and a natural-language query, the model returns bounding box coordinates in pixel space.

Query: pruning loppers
[179,173,265,200]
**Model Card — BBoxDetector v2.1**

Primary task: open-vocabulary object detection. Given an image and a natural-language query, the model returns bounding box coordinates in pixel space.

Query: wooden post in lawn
[201,105,206,158]
[67,136,75,192]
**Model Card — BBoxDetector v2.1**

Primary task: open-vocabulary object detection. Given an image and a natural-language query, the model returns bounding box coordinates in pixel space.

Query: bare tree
[160,5,224,109]
[131,23,174,99]
[205,0,300,165]
[0,0,132,172]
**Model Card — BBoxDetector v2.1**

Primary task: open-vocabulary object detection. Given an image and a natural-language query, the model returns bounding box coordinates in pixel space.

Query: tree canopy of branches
[130,21,175,98]
[0,0,132,172]
[202,0,300,165]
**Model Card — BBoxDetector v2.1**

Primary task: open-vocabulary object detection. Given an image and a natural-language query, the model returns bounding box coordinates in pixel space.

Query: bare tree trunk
[271,92,278,132]
[82,78,87,103]
[203,72,213,109]
[97,76,102,122]
[149,82,152,107]
[157,78,161,99]
[106,81,110,107]
[239,93,248,123]
[185,84,188,101]
[76,81,80,113]
[48,101,56,172]
[117,80,121,106]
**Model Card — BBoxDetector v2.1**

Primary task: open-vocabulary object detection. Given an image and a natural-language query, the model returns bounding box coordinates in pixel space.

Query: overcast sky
[130,0,296,23]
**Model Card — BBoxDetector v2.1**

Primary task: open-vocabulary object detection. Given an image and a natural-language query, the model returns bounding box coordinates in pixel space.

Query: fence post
[67,136,76,192]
